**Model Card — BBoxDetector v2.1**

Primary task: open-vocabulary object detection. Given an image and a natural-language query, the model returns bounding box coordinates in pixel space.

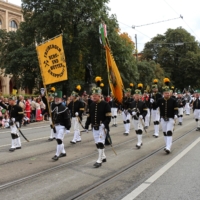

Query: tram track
[0,125,135,166]
[0,135,139,190]
[0,124,195,196]
[69,127,196,200]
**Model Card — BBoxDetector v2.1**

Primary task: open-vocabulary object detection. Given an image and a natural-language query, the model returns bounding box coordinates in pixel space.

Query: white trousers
[178,108,184,116]
[178,108,184,123]
[111,108,118,116]
[161,118,174,150]
[160,118,174,133]
[71,117,81,142]
[122,110,131,133]
[132,119,143,131]
[185,103,190,114]
[10,122,20,135]
[145,108,150,126]
[55,125,65,140]
[93,127,106,144]
[111,108,118,125]
[122,110,131,121]
[194,109,200,119]
[10,122,21,148]
[55,125,66,156]
[151,108,160,122]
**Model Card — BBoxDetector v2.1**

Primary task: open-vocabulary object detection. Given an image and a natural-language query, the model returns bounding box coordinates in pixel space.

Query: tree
[0,0,139,95]
[136,60,165,91]
[0,29,39,91]
[142,27,200,89]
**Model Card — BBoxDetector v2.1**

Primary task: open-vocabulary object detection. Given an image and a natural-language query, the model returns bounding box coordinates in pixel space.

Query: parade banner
[99,22,124,104]
[105,44,124,104]
[36,35,67,85]
[12,89,17,95]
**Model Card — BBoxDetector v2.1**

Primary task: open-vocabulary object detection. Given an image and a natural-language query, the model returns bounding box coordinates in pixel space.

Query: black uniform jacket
[85,100,111,130]
[156,97,178,119]
[130,100,147,120]
[150,92,163,110]
[176,97,186,108]
[51,103,71,130]
[122,97,134,110]
[109,99,119,108]
[68,99,84,120]
[193,98,200,110]
[142,96,150,108]
[0,102,24,122]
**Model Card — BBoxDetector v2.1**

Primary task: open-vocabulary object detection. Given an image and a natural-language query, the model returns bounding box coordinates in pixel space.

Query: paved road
[0,115,198,200]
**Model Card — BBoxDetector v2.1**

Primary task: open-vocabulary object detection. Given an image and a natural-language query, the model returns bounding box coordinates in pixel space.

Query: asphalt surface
[0,114,199,200]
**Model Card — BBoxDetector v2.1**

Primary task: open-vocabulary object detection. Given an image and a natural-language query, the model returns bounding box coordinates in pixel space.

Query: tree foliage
[0,0,138,95]
[142,27,200,89]
[136,60,165,91]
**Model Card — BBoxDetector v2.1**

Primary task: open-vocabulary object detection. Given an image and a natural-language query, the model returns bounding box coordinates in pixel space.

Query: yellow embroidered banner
[12,89,17,95]
[105,44,124,104]
[36,35,68,85]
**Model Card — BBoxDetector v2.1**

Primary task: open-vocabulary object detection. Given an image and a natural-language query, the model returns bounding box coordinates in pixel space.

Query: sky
[7,0,200,52]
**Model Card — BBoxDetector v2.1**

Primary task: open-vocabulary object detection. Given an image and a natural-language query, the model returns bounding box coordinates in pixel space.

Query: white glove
[65,130,70,134]
[132,111,136,116]
[75,112,79,116]
[11,118,15,122]
[100,124,105,129]
[150,98,154,103]
[139,115,143,119]
[40,114,42,117]
[174,115,178,120]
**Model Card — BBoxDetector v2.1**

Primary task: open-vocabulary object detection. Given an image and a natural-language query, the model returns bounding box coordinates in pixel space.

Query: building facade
[0,0,23,95]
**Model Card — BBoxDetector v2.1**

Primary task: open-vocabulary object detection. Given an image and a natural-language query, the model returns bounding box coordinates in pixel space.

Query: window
[9,20,18,31]
[0,20,2,29]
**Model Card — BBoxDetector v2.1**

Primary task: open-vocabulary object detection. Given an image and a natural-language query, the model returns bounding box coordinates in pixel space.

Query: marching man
[85,76,111,168]
[176,90,186,125]
[0,97,24,152]
[142,90,150,129]
[109,92,119,127]
[51,91,71,161]
[68,85,84,144]
[122,84,134,135]
[150,79,162,138]
[184,91,191,115]
[131,89,147,149]
[155,80,178,154]
[191,90,200,131]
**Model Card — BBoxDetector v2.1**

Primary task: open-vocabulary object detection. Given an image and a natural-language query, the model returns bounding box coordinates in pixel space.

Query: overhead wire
[118,21,196,46]
[137,42,196,45]
[163,0,200,41]
[118,21,151,39]
[131,16,182,29]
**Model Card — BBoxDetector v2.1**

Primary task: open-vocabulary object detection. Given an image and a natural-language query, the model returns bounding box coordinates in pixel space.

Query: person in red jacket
[25,97,31,119]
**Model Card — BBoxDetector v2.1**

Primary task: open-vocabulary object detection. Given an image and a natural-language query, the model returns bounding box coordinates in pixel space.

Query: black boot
[93,162,102,168]
[52,155,59,161]
[59,153,67,158]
